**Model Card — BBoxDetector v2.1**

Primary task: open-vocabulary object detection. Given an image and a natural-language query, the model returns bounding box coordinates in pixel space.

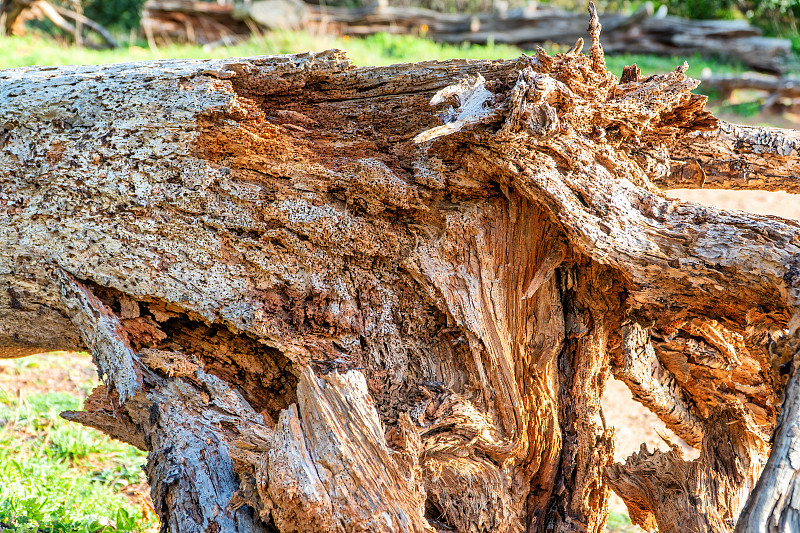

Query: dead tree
[140,0,251,46]
[0,0,118,48]
[698,74,800,113]
[307,2,791,74]
[2,7,800,533]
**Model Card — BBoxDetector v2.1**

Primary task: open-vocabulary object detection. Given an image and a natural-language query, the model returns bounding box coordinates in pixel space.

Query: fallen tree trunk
[698,74,800,113]
[308,1,790,74]
[662,122,800,192]
[141,0,250,46]
[700,74,800,101]
[2,7,800,532]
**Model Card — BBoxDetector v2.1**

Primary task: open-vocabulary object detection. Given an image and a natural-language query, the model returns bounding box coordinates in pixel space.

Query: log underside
[2,10,800,533]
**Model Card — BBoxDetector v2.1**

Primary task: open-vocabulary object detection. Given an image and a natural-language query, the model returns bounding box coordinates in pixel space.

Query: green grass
[607,511,645,532]
[0,382,155,532]
[0,30,525,69]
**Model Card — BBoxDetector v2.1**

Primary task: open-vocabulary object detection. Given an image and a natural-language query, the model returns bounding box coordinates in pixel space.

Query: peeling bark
[3,6,800,533]
[56,272,270,531]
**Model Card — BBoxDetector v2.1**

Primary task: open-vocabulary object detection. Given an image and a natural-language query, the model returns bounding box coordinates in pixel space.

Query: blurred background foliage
[81,0,148,32]
[664,0,798,34]
[55,0,800,40]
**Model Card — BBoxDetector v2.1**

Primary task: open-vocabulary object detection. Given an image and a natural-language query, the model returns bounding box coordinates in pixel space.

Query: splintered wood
[2,5,799,533]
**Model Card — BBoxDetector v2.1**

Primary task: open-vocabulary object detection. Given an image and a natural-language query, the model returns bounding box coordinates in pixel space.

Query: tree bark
[735,314,800,533]
[2,7,800,533]
[663,122,800,193]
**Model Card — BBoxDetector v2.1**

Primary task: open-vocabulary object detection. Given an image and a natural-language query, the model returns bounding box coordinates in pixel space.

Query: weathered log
[137,0,790,73]
[607,404,768,533]
[307,2,790,73]
[663,121,800,192]
[700,74,800,102]
[3,6,800,532]
[141,0,250,45]
[600,17,790,75]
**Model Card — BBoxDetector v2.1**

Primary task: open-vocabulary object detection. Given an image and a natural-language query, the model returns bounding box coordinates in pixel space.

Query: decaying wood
[3,5,800,532]
[736,315,800,533]
[598,16,791,75]
[60,273,272,532]
[141,0,250,45]
[267,367,432,532]
[617,322,705,448]
[607,404,768,533]
[663,121,800,192]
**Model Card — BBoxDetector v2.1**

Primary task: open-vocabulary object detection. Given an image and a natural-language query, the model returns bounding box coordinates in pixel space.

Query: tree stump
[2,6,799,533]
